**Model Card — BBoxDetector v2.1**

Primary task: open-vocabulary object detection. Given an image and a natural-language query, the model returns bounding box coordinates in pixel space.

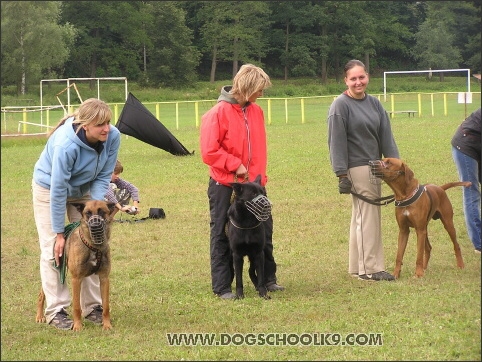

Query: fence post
[156,103,160,121]
[390,94,395,117]
[418,93,422,116]
[443,93,448,116]
[431,94,434,117]
[23,108,27,133]
[114,104,119,124]
[284,98,288,123]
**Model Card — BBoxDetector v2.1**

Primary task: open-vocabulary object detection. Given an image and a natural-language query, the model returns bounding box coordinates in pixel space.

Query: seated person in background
[104,160,140,217]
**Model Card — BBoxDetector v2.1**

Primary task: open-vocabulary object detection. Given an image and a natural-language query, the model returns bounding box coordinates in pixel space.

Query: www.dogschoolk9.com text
[166,333,383,347]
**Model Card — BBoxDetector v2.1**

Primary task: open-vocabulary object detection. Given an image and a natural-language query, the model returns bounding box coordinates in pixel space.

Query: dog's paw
[35,314,46,323]
[235,294,245,300]
[260,293,271,300]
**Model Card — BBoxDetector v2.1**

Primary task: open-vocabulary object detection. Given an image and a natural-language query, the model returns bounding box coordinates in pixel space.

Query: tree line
[1,1,480,94]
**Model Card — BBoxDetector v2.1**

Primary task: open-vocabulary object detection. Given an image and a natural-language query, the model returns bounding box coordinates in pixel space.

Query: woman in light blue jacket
[32,98,120,330]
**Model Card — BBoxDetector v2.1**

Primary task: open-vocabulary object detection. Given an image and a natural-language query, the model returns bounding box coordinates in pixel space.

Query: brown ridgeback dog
[36,200,116,331]
[368,158,469,279]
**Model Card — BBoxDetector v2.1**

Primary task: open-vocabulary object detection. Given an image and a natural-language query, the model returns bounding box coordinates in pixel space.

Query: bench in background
[388,110,418,118]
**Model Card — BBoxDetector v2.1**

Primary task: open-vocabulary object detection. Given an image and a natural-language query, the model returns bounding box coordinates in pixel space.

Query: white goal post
[383,69,471,101]
[40,77,128,124]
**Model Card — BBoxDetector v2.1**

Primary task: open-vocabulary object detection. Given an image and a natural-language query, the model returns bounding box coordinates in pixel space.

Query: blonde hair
[230,64,272,103]
[48,98,112,137]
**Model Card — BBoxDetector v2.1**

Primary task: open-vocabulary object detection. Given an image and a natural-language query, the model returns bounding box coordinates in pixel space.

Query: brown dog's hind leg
[35,289,46,323]
[423,236,432,270]
[440,215,465,269]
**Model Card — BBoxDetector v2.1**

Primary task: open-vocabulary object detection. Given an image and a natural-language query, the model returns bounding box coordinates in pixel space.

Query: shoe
[85,305,103,324]
[219,292,236,300]
[358,271,395,281]
[266,283,285,292]
[49,310,73,330]
[475,249,481,254]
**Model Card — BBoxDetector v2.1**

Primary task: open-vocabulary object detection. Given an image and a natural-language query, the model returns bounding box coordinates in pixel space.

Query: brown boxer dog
[369,158,469,279]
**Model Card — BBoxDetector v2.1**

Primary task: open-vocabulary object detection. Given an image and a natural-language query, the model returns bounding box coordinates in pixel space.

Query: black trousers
[207,177,278,295]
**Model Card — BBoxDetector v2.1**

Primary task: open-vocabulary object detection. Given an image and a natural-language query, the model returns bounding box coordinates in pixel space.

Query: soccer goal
[383,68,471,101]
[40,77,128,124]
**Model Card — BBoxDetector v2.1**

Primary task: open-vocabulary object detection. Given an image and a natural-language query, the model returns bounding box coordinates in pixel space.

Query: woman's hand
[54,233,66,267]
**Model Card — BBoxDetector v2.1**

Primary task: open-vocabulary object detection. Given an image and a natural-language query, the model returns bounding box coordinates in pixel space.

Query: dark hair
[344,60,366,76]
[113,159,123,174]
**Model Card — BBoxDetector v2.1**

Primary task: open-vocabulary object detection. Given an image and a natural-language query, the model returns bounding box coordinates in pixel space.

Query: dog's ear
[70,202,86,214]
[402,162,414,184]
[231,182,243,196]
[106,202,116,214]
[254,174,262,185]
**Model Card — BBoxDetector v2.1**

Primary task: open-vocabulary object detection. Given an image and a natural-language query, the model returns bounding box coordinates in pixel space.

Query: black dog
[227,175,272,300]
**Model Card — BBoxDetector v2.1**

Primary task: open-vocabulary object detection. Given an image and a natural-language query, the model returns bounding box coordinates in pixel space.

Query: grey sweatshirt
[327,93,399,176]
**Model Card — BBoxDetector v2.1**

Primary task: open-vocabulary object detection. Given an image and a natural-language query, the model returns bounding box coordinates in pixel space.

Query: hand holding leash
[234,164,249,182]
[54,233,66,267]
[338,176,352,194]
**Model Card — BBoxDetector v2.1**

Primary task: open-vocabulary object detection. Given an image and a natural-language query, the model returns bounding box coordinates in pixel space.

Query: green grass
[1,112,481,360]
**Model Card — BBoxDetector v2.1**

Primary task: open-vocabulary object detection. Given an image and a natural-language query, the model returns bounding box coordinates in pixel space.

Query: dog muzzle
[368,160,384,185]
[245,195,272,221]
[368,159,403,184]
[87,215,108,245]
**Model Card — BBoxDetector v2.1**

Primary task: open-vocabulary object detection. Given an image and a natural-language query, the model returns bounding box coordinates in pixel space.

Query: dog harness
[79,227,103,274]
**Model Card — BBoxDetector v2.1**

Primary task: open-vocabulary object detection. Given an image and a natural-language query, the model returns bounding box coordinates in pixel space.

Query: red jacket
[200,92,268,187]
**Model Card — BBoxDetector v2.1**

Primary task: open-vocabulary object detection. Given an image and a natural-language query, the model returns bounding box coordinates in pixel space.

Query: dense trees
[1,1,480,94]
[1,1,76,93]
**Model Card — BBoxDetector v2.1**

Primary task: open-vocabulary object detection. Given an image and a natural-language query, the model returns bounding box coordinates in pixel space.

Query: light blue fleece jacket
[33,116,120,233]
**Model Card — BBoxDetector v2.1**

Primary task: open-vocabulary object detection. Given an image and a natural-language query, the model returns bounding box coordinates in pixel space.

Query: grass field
[1,107,480,360]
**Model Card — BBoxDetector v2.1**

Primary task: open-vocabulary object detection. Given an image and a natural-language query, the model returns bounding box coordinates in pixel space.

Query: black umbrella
[116,92,194,156]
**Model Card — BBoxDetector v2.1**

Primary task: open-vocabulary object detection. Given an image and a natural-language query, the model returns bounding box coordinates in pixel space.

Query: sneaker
[266,283,285,292]
[475,249,481,254]
[49,310,73,330]
[358,271,395,281]
[85,305,103,324]
[219,292,236,300]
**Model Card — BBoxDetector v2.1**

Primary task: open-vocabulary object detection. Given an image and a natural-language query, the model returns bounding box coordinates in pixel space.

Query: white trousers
[32,180,101,323]
[347,166,386,275]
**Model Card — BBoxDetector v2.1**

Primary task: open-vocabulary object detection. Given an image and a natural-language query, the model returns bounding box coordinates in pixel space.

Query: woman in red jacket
[200,64,284,299]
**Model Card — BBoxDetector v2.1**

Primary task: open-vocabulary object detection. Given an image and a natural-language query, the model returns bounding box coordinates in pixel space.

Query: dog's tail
[440,181,472,190]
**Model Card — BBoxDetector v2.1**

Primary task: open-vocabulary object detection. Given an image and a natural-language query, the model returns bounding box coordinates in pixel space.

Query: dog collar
[228,218,262,230]
[395,184,425,207]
